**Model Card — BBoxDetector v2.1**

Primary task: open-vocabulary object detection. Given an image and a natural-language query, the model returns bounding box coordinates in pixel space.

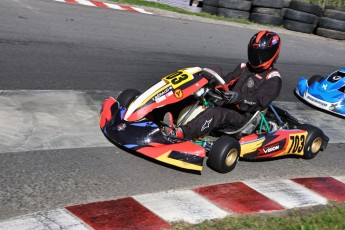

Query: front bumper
[100,97,206,171]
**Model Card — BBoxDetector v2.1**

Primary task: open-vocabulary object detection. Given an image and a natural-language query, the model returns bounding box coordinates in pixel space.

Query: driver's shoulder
[263,68,281,80]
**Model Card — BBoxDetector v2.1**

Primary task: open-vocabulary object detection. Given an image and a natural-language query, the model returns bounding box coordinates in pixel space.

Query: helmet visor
[248,46,277,67]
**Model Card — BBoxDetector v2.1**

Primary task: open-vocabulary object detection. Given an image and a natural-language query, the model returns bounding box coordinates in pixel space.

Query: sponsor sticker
[247,78,254,88]
[305,93,328,108]
[333,75,342,81]
[201,118,213,132]
[266,71,281,80]
[259,142,281,155]
[174,89,183,99]
[117,123,127,131]
[153,86,173,103]
[263,144,279,154]
[244,100,256,105]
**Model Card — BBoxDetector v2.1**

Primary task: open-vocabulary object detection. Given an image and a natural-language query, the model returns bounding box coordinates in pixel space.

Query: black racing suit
[180,63,282,139]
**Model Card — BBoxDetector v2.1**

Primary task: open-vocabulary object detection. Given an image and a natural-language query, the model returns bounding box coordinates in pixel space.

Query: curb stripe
[292,177,345,202]
[133,190,229,224]
[244,179,328,209]
[104,2,123,10]
[66,197,171,230]
[120,5,141,12]
[72,0,95,6]
[1,177,345,229]
[193,182,285,213]
[131,6,155,14]
[54,0,154,14]
[89,0,108,7]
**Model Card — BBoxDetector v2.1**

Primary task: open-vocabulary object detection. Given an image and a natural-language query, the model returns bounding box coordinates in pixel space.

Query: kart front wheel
[207,136,240,173]
[308,75,323,86]
[300,124,324,159]
[117,89,141,108]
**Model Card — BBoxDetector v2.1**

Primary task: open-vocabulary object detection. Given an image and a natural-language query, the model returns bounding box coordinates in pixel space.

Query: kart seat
[220,109,267,136]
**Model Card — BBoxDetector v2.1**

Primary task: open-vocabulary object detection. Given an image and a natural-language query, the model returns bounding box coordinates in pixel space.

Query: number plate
[163,70,194,89]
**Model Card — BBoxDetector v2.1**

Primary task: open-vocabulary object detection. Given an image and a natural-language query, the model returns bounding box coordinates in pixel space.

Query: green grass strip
[171,202,345,230]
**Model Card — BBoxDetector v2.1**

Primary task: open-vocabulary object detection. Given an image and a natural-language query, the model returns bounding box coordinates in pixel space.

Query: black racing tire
[308,75,323,86]
[251,0,284,9]
[202,0,219,7]
[250,13,283,26]
[324,5,345,12]
[218,0,251,11]
[207,135,240,173]
[316,27,345,40]
[117,89,141,108]
[318,17,345,33]
[283,0,291,8]
[323,9,345,21]
[282,7,288,17]
[299,124,324,159]
[217,8,250,20]
[202,5,218,15]
[252,7,282,17]
[283,19,316,34]
[289,0,323,16]
[284,9,319,24]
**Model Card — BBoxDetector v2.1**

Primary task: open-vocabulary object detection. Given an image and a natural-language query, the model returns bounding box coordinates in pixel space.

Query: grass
[170,202,345,230]
[300,0,345,7]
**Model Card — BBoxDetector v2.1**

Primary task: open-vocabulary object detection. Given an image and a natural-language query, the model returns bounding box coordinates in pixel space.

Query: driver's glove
[222,91,239,104]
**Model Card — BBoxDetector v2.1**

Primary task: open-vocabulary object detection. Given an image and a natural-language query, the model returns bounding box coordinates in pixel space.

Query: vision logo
[263,144,279,154]
[259,142,282,155]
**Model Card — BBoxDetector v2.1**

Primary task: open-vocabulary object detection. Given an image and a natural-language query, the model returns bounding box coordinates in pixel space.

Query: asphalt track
[0,90,344,154]
[0,0,345,229]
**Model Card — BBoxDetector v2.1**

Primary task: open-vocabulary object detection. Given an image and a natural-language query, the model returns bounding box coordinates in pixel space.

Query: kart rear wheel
[300,124,324,159]
[207,135,240,173]
[308,75,323,86]
[117,89,141,108]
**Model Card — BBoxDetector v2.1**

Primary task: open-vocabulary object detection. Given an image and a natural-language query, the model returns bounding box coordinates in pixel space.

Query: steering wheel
[202,68,230,92]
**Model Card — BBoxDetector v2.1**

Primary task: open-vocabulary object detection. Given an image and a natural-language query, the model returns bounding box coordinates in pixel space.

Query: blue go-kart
[295,68,345,117]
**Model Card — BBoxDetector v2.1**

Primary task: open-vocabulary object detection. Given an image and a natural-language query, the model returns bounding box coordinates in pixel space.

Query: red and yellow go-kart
[100,67,329,173]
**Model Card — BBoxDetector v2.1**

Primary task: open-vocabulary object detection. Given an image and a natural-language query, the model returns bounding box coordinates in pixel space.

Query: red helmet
[248,30,281,71]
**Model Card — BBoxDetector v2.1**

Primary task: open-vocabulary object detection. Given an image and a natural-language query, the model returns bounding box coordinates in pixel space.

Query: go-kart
[295,68,345,117]
[100,67,329,173]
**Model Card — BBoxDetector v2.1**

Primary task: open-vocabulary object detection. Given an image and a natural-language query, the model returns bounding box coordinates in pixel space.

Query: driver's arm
[222,64,244,85]
[237,74,282,112]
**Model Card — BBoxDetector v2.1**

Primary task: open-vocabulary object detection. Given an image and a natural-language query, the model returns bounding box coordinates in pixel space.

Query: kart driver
[164,30,282,140]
